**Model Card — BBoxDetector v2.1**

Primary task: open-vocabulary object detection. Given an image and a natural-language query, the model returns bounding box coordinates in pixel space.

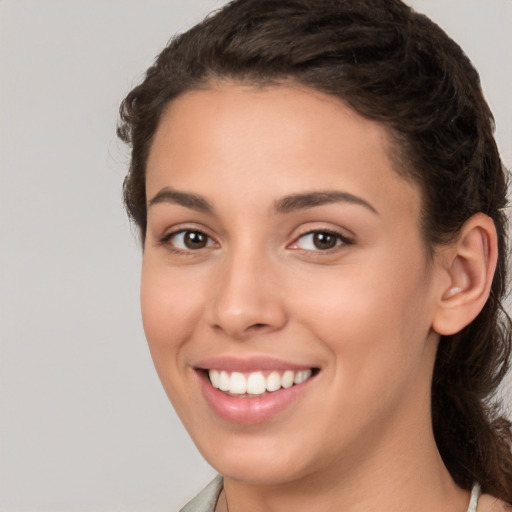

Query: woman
[118,0,512,510]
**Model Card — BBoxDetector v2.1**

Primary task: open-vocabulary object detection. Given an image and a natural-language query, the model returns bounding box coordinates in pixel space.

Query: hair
[118,0,512,502]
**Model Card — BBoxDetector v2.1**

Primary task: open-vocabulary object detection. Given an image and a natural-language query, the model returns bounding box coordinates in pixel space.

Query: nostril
[250,323,268,330]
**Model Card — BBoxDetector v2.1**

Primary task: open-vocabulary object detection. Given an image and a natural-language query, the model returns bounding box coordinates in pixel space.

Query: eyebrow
[147,188,378,216]
[274,191,378,215]
[148,188,214,213]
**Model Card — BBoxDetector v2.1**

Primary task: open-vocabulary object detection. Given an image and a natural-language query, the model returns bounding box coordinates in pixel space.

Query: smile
[195,360,319,424]
[208,369,313,396]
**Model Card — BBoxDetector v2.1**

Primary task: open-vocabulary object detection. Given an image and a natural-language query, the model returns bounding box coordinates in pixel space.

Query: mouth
[203,368,318,397]
[194,360,320,424]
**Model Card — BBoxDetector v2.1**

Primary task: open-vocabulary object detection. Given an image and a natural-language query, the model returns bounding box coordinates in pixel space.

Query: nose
[206,250,288,339]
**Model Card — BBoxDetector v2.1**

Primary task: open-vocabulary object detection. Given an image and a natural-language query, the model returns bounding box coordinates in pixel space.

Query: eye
[291,230,350,251]
[162,229,216,251]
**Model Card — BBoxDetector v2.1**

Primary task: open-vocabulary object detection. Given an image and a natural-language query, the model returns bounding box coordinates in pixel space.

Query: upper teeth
[208,369,313,395]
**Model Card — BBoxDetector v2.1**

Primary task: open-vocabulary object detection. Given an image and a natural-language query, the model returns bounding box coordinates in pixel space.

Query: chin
[192,428,320,486]
[213,457,304,486]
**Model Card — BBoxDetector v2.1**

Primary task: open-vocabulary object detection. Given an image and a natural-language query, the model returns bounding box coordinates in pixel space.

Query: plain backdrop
[0,1,510,511]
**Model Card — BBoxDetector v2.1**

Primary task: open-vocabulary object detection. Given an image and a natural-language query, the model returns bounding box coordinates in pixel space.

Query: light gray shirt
[179,475,224,512]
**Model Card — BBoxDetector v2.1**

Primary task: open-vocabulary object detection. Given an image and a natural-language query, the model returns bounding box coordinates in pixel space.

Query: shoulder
[477,493,512,512]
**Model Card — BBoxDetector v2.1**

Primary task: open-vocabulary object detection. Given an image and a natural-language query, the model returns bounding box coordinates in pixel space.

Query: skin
[141,84,499,511]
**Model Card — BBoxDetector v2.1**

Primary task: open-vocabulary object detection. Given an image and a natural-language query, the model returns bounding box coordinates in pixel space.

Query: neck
[219,402,469,512]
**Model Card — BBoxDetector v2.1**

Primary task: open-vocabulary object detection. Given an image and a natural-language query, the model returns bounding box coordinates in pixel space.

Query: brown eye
[291,230,351,252]
[183,231,208,249]
[312,232,338,250]
[164,230,215,251]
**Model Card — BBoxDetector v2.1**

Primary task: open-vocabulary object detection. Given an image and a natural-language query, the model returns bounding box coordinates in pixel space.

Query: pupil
[185,231,207,249]
[313,232,337,250]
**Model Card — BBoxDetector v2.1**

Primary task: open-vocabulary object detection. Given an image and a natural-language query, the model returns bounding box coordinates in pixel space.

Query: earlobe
[432,213,498,336]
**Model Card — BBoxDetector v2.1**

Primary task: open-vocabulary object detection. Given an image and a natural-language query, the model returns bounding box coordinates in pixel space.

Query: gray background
[0,1,510,511]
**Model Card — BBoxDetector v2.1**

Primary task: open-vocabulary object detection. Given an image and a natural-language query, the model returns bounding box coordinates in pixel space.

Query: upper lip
[194,356,317,373]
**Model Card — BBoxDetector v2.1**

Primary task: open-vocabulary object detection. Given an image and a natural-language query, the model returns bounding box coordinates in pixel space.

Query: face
[142,84,444,485]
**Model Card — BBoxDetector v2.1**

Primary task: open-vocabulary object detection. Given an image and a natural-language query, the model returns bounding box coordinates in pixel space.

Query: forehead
[151,83,392,160]
[146,84,421,222]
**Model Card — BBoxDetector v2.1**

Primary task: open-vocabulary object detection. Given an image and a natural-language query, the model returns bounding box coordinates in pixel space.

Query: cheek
[140,266,171,350]
[139,259,211,422]
[288,265,435,444]
[291,248,434,379]
[140,259,204,366]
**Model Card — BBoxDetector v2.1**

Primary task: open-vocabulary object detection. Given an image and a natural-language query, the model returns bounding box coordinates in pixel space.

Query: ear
[432,213,498,336]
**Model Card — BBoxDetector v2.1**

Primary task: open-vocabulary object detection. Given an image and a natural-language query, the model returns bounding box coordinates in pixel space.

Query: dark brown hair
[118,0,512,501]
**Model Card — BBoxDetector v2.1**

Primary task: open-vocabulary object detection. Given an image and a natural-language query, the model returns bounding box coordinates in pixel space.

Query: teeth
[219,371,230,391]
[294,369,312,384]
[247,372,266,395]
[209,369,220,388]
[281,370,295,389]
[266,371,281,392]
[229,372,247,394]
[208,368,314,395]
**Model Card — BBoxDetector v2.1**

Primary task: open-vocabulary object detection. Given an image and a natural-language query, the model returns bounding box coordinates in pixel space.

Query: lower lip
[197,371,315,425]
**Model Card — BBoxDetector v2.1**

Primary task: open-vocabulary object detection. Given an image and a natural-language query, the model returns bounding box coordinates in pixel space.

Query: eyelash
[159,228,218,255]
[288,228,354,252]
[158,227,353,254]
